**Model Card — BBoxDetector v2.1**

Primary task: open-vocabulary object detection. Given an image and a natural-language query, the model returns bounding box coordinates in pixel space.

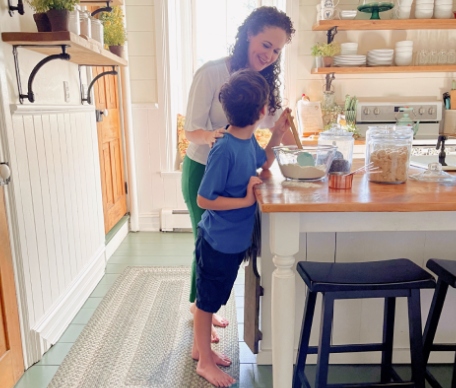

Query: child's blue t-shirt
[197,132,267,254]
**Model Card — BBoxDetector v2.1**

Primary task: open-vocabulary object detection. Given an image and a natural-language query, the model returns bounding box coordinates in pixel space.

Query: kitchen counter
[254,163,456,387]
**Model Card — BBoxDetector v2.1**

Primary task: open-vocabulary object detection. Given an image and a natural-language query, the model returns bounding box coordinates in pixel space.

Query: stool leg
[293,290,317,388]
[408,288,426,388]
[423,279,449,365]
[315,293,335,388]
[381,297,396,383]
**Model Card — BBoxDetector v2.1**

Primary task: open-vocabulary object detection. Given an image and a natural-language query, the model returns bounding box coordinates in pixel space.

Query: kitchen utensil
[395,107,419,137]
[328,172,354,189]
[287,111,303,149]
[409,162,456,182]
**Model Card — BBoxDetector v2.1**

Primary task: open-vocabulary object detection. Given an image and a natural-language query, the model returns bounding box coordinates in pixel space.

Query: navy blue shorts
[195,230,245,313]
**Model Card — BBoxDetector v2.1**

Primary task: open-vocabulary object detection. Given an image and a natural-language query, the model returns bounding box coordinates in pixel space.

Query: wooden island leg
[269,213,300,387]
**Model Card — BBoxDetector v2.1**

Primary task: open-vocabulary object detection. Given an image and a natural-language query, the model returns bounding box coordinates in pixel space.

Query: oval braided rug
[48,266,239,387]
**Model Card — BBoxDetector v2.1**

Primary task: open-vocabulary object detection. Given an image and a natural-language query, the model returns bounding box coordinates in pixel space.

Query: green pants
[181,155,206,303]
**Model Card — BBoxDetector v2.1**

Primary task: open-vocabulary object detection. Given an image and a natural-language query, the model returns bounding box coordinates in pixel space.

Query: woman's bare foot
[191,348,232,367]
[212,313,229,328]
[190,303,222,343]
[196,361,236,387]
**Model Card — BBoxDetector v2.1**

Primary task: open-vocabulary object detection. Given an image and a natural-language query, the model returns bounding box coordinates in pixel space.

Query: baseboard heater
[160,208,192,231]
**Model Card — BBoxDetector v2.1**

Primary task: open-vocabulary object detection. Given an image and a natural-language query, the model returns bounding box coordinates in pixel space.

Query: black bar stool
[422,258,456,388]
[292,258,436,388]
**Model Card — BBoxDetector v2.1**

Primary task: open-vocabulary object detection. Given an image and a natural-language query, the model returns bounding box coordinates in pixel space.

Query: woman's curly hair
[229,6,295,115]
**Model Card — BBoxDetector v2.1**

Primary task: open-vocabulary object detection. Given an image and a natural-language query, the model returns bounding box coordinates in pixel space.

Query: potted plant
[26,0,51,32]
[45,0,79,32]
[99,6,127,57]
[311,42,340,67]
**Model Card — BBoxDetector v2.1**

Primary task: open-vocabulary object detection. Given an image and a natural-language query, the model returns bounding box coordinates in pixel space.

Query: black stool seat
[427,258,456,288]
[293,258,436,388]
[423,258,456,388]
[297,258,436,292]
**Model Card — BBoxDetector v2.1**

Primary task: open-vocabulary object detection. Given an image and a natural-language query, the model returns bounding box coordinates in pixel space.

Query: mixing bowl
[272,145,337,181]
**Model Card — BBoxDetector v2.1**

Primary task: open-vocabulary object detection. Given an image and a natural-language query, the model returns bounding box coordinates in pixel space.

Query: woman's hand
[245,176,263,206]
[204,128,226,148]
[271,108,292,139]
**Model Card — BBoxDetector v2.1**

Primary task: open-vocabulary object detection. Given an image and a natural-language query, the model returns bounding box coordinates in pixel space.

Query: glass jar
[365,125,413,184]
[90,18,104,45]
[80,11,91,38]
[318,125,354,173]
[321,90,341,129]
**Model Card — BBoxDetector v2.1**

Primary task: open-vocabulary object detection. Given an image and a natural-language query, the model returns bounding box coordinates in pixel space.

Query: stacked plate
[367,49,394,66]
[415,0,434,18]
[395,41,413,66]
[434,0,453,18]
[334,55,366,67]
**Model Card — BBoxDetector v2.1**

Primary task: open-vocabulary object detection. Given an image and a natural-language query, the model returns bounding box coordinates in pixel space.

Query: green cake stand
[357,2,394,19]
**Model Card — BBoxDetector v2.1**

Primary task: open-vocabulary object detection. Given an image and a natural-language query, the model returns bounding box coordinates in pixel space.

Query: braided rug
[49,266,239,387]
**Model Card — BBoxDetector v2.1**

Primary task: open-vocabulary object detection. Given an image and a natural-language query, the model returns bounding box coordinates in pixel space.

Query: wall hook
[91,1,112,16]
[8,0,24,16]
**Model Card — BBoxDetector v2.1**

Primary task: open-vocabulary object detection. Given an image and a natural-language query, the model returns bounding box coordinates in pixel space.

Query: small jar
[318,125,354,173]
[366,125,413,184]
[80,11,91,38]
[90,18,103,45]
[68,9,80,35]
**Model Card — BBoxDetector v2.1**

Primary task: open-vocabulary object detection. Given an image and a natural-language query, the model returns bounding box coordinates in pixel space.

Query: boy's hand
[204,128,226,148]
[245,176,263,206]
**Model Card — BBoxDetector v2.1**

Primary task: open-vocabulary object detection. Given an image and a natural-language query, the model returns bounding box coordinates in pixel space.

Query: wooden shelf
[1,31,127,67]
[313,19,456,31]
[312,65,456,74]
[80,0,123,5]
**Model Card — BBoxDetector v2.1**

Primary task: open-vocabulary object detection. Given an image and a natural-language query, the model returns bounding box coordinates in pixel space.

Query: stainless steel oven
[355,96,456,170]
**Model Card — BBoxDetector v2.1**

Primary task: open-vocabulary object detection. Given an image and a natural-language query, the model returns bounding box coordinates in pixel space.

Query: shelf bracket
[79,65,118,105]
[91,1,112,16]
[325,73,336,92]
[13,45,70,103]
[8,0,24,16]
[327,26,338,44]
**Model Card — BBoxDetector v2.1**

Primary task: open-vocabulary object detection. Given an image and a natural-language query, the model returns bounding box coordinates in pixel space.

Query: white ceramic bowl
[435,4,453,9]
[434,10,453,17]
[415,9,434,17]
[416,4,435,9]
[395,57,413,66]
[396,40,414,47]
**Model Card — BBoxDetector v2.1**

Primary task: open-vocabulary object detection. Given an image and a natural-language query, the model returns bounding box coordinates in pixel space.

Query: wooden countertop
[255,162,456,213]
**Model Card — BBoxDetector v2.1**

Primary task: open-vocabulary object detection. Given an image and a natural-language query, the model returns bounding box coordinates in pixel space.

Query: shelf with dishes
[313,19,456,31]
[312,65,456,74]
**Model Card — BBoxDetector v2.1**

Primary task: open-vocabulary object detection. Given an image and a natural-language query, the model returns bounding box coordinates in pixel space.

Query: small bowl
[272,145,337,181]
[328,172,353,189]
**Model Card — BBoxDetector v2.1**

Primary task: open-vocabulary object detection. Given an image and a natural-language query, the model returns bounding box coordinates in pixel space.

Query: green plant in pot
[26,0,51,32]
[311,42,340,67]
[44,0,79,32]
[99,6,127,57]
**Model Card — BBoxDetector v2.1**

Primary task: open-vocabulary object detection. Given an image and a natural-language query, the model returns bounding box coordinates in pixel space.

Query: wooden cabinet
[312,19,456,74]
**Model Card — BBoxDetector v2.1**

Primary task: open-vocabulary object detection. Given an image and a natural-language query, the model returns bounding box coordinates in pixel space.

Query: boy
[191,69,290,387]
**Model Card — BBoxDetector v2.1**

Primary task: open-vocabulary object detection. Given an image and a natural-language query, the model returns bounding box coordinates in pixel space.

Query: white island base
[256,211,456,387]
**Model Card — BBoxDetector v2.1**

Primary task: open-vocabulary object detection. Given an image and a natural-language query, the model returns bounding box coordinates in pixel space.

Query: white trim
[139,212,161,232]
[131,103,159,110]
[10,104,95,115]
[105,220,129,260]
[32,244,106,347]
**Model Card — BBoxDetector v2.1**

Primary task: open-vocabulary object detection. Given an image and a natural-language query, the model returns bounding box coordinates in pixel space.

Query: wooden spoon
[287,111,303,149]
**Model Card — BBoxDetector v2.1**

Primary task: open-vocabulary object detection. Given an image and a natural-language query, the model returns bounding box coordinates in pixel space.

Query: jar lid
[409,162,456,183]
[319,125,354,138]
[369,125,413,140]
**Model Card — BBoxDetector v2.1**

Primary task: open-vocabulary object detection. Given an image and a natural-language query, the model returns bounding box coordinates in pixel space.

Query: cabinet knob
[363,108,370,115]
[418,107,425,115]
[374,108,380,115]
[0,163,11,186]
[428,107,434,115]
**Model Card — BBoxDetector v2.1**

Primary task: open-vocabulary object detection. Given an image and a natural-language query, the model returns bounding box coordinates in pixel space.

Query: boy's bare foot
[190,303,223,343]
[212,312,229,328]
[196,361,236,387]
[191,348,232,367]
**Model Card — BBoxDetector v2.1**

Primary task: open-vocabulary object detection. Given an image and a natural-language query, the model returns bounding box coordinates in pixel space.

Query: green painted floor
[14,232,453,388]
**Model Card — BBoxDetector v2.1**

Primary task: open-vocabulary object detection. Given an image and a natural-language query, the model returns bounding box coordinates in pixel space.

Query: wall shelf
[313,19,456,31]
[1,31,127,66]
[312,65,456,74]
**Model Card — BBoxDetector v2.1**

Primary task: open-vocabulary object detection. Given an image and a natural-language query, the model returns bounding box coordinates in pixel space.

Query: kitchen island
[254,163,456,387]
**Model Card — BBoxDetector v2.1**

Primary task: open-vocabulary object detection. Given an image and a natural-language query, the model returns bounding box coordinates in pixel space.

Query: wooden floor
[14,232,454,388]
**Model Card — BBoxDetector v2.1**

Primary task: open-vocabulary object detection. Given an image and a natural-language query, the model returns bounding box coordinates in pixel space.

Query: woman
[182,6,295,343]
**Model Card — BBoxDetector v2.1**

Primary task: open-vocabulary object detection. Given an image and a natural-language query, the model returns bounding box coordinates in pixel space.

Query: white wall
[0,5,106,367]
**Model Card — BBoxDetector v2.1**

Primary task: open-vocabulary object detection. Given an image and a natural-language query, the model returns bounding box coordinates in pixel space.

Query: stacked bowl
[395,41,413,66]
[340,42,358,55]
[415,0,434,18]
[394,0,413,18]
[334,55,366,66]
[434,0,453,18]
[367,49,394,66]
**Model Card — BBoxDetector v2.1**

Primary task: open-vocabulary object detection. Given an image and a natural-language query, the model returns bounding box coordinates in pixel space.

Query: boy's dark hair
[229,6,295,116]
[219,69,270,128]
